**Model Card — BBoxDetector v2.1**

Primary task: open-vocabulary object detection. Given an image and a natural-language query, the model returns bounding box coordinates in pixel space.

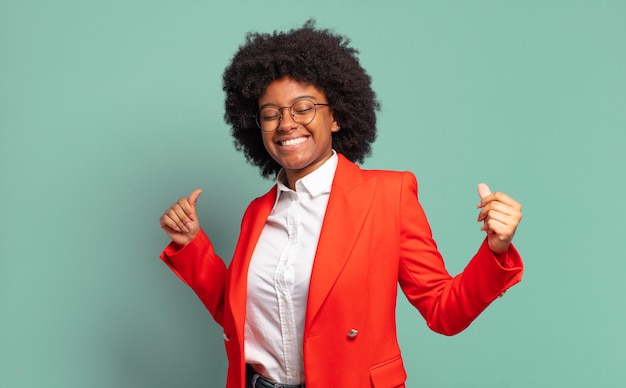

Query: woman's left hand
[476,183,523,254]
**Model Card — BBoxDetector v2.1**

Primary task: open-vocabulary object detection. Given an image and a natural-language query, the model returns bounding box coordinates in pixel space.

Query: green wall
[2,1,624,387]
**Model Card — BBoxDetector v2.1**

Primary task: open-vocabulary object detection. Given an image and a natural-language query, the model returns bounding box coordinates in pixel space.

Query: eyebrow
[259,95,319,109]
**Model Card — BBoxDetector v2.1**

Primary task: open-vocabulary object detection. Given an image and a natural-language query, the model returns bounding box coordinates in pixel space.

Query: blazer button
[347,329,359,339]
[223,333,230,341]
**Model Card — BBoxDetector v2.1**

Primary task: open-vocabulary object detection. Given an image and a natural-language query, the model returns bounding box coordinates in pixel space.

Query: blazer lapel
[306,155,377,323]
[228,187,277,338]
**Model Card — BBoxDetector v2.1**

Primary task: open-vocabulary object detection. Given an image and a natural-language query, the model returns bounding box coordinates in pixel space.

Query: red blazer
[161,154,523,387]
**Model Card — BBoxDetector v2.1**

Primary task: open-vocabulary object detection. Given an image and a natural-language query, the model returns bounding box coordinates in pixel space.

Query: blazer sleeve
[160,230,227,326]
[397,172,523,335]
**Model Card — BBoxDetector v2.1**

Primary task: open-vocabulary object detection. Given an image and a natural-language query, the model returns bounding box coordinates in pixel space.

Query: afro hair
[222,20,380,178]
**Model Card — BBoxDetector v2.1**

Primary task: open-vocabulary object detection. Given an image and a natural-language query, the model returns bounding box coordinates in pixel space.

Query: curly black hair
[222,20,381,178]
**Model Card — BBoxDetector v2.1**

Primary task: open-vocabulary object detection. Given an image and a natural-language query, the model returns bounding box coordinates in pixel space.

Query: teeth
[281,137,306,146]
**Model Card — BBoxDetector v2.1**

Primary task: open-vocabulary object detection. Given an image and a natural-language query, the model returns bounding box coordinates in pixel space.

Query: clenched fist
[476,183,522,254]
[159,189,203,246]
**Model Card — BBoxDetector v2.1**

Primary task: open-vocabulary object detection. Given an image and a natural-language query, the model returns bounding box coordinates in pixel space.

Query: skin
[258,77,340,189]
[159,79,522,254]
[476,183,523,254]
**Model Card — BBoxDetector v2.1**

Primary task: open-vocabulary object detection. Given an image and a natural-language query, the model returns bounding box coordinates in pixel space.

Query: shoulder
[357,165,418,191]
[360,167,415,181]
[242,184,277,217]
[337,153,416,180]
[336,154,419,194]
[362,169,418,198]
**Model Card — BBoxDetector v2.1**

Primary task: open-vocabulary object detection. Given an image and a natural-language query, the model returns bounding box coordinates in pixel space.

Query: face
[258,77,339,186]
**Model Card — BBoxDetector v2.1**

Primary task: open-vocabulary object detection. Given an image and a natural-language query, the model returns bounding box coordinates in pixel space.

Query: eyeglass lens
[256,100,318,132]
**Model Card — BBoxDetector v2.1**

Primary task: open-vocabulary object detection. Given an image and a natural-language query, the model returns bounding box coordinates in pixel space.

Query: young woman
[159,21,523,388]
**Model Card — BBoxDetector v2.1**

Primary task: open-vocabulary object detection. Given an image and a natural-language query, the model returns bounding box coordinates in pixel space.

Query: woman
[159,21,523,388]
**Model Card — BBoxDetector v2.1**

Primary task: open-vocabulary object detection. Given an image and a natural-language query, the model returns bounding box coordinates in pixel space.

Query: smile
[279,136,308,146]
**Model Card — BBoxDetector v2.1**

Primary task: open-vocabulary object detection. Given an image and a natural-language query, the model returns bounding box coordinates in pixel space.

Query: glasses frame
[254,99,330,132]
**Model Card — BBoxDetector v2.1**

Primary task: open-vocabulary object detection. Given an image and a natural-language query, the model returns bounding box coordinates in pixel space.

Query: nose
[276,107,298,131]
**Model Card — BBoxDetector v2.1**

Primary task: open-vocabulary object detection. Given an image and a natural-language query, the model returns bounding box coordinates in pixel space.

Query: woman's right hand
[159,189,202,246]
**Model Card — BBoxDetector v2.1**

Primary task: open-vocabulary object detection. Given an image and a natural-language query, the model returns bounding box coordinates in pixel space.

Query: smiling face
[258,77,339,188]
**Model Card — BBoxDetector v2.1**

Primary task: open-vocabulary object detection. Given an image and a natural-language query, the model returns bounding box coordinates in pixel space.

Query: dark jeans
[246,365,305,388]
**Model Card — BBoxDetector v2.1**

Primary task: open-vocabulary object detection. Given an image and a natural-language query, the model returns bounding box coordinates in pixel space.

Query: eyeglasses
[254,99,330,132]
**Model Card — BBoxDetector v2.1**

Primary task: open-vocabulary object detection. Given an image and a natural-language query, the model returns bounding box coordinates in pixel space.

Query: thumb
[477,183,491,200]
[188,189,203,208]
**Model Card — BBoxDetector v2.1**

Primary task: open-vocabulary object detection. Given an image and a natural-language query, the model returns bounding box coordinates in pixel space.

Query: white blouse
[244,152,338,384]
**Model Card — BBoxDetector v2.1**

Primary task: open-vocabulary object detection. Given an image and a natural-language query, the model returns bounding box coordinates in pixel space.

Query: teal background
[1,0,624,387]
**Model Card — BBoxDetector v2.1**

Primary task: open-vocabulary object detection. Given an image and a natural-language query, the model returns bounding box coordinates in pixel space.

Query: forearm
[160,229,227,325]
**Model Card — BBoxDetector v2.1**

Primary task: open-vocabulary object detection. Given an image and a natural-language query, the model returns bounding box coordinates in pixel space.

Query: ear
[331,117,340,133]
